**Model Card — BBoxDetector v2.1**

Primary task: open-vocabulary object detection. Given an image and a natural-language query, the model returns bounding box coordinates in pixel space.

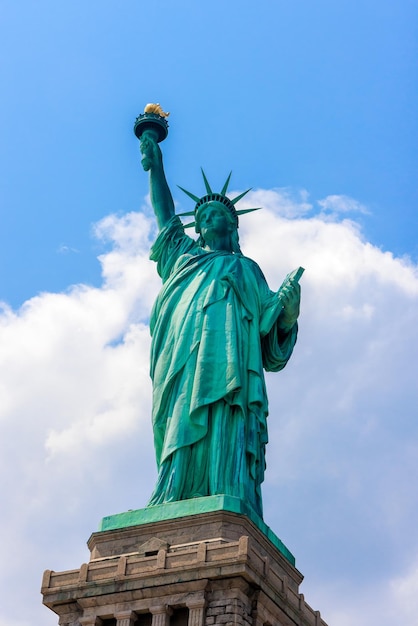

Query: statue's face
[197,202,234,243]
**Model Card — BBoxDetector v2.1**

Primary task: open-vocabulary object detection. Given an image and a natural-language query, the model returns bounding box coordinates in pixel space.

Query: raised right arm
[140,130,175,230]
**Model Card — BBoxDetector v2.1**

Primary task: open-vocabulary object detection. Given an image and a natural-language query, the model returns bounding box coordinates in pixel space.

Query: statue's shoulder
[236,255,270,290]
[154,215,195,248]
[240,254,265,274]
[151,215,201,281]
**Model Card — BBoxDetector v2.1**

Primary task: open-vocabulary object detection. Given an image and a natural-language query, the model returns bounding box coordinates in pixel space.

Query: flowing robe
[148,216,298,516]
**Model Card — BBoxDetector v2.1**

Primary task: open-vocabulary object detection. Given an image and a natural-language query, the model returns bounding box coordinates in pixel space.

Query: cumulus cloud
[238,190,418,626]
[239,187,313,218]
[0,211,163,626]
[0,212,159,460]
[318,194,370,216]
[1,190,418,626]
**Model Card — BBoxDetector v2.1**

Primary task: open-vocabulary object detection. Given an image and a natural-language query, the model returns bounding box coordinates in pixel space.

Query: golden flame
[144,103,170,118]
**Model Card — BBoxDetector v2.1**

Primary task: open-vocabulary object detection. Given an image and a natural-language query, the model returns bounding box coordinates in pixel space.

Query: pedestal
[41,500,328,626]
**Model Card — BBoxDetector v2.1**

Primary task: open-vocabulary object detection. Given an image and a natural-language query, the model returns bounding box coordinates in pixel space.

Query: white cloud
[1,191,418,626]
[318,194,369,215]
[239,191,418,626]
[238,187,313,218]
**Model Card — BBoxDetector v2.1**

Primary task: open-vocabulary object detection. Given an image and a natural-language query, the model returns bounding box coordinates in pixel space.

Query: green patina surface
[99,495,295,566]
[93,110,303,572]
[135,114,302,518]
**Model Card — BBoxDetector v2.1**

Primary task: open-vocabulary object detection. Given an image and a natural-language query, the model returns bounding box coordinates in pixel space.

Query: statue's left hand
[278,279,301,330]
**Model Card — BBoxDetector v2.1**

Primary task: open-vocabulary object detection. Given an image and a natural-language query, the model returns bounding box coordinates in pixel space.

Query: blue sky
[1,0,417,307]
[0,2,417,625]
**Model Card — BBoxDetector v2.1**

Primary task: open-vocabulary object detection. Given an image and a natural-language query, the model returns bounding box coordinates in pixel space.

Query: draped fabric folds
[148,216,298,516]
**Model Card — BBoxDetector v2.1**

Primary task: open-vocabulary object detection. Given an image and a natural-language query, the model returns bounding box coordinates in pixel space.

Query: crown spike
[231,188,252,205]
[236,207,262,216]
[176,210,195,217]
[201,168,213,194]
[221,172,232,196]
[177,185,200,203]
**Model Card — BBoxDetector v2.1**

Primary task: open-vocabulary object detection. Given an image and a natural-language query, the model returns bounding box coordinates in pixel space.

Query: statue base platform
[41,503,328,626]
[99,495,295,565]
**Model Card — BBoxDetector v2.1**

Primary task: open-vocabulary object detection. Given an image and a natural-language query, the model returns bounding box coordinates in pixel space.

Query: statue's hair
[195,203,242,254]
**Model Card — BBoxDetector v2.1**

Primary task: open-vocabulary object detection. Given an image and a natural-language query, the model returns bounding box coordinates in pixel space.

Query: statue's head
[177,170,261,254]
[195,200,241,253]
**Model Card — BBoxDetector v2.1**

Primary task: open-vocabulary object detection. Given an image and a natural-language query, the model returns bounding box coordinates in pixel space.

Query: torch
[134,104,169,171]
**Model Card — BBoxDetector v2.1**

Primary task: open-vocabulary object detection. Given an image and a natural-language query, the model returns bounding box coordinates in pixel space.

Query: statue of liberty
[136,106,302,518]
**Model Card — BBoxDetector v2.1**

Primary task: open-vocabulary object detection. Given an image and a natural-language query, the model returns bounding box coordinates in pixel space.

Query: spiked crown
[177,169,261,230]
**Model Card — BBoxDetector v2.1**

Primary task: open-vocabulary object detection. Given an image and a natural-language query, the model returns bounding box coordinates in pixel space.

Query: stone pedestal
[42,502,328,626]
